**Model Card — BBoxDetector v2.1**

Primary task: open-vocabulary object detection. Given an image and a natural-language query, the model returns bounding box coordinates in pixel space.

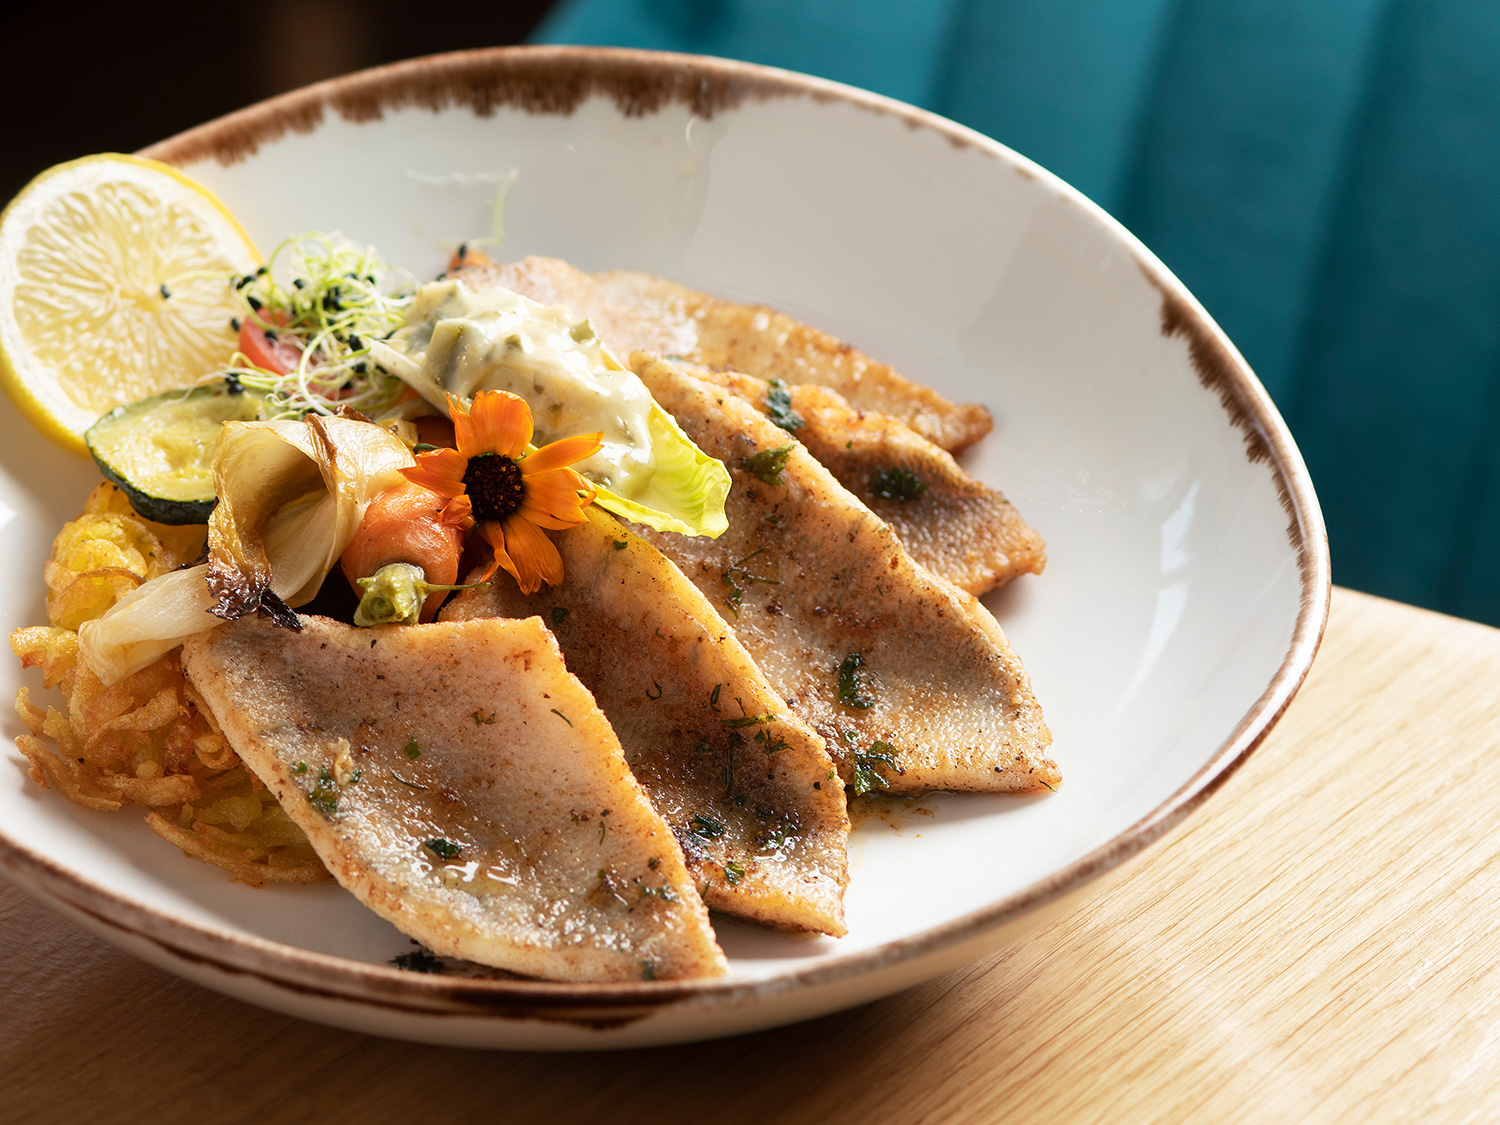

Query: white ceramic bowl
[0,47,1328,1049]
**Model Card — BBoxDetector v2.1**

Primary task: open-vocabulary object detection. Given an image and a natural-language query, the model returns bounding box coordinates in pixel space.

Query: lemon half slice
[0,154,261,453]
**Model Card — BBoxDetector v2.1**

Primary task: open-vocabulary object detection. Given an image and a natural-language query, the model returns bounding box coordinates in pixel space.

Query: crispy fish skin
[181,615,727,983]
[695,368,1046,595]
[442,507,849,936]
[630,355,1058,794]
[460,255,992,453]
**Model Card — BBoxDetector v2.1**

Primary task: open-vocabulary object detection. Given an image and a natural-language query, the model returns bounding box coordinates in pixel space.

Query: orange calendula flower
[401,390,601,593]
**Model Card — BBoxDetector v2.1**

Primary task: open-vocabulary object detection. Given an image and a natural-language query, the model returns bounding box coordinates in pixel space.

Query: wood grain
[4,587,1496,1124]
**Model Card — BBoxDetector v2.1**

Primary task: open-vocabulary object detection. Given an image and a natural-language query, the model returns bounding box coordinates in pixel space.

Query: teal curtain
[535,0,1500,624]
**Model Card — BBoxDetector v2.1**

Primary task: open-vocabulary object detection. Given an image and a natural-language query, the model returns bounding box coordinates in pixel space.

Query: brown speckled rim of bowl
[0,46,1331,1024]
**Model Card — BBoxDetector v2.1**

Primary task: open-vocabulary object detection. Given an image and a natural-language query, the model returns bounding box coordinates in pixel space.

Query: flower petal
[524,432,604,474]
[440,494,475,530]
[401,448,468,499]
[498,514,565,592]
[519,469,594,528]
[456,390,532,460]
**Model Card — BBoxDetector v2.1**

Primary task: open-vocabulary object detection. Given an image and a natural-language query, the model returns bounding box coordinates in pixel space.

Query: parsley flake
[765,379,804,431]
[424,838,462,861]
[743,444,794,485]
[838,653,876,709]
[870,465,928,502]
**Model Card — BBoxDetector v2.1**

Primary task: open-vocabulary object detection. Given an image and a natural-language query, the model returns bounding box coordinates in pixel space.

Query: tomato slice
[238,312,304,376]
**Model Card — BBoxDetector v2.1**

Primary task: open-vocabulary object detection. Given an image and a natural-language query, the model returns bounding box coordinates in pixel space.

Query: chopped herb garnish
[743,444,794,485]
[724,861,746,885]
[721,550,778,615]
[852,741,904,796]
[765,379,804,431]
[612,539,628,550]
[599,820,608,844]
[642,960,657,981]
[389,769,429,790]
[292,761,308,775]
[648,856,660,870]
[551,708,573,727]
[307,768,339,816]
[472,710,496,725]
[424,838,462,861]
[710,683,723,710]
[870,465,928,502]
[691,814,726,839]
[756,729,790,754]
[693,736,713,755]
[551,606,571,626]
[646,680,663,700]
[837,653,875,709]
[403,739,421,760]
[723,709,776,729]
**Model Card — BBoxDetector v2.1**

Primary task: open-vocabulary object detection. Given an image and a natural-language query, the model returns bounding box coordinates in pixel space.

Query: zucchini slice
[86,381,267,524]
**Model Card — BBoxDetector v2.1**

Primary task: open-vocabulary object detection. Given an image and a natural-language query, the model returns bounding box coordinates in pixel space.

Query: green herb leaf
[423,838,462,861]
[764,379,804,432]
[551,606,570,626]
[551,708,573,727]
[838,653,875,709]
[852,740,904,796]
[870,465,928,502]
[403,739,421,760]
[743,444,794,485]
[723,861,746,885]
[389,769,429,791]
[690,813,726,839]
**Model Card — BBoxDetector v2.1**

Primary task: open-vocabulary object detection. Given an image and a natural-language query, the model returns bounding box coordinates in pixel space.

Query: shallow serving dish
[0,47,1329,1049]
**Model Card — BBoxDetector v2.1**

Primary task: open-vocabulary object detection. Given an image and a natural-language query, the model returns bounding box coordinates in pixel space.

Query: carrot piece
[340,484,464,622]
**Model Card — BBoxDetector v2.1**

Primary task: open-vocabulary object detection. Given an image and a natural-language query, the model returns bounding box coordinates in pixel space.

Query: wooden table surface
[4,585,1498,1124]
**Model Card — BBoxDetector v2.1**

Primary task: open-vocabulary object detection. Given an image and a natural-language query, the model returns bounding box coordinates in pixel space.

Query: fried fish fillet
[457,255,992,452]
[442,507,849,936]
[629,355,1058,794]
[181,615,727,982]
[691,368,1046,595]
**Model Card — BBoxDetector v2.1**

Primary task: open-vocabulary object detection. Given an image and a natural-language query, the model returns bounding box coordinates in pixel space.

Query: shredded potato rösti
[10,483,326,886]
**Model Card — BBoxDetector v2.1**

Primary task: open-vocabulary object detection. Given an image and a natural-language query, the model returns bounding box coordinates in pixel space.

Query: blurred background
[7,0,1500,627]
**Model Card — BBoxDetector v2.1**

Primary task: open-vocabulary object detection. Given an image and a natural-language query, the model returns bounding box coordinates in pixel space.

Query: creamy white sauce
[375,279,658,496]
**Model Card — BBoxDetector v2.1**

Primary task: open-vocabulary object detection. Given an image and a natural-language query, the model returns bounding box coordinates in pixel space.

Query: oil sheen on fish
[181,614,727,982]
[628,355,1058,795]
[692,367,1045,595]
[455,254,992,453]
[442,507,849,936]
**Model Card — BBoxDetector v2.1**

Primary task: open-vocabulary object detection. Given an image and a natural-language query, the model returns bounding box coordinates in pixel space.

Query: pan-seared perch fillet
[442,507,849,936]
[692,368,1046,596]
[630,355,1058,794]
[459,255,992,453]
[181,615,727,982]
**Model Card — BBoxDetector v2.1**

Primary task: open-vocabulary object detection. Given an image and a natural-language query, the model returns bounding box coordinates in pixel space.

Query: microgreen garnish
[724,861,746,885]
[223,234,416,419]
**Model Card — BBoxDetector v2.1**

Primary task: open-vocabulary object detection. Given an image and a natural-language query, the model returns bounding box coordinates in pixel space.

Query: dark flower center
[463,453,524,523]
